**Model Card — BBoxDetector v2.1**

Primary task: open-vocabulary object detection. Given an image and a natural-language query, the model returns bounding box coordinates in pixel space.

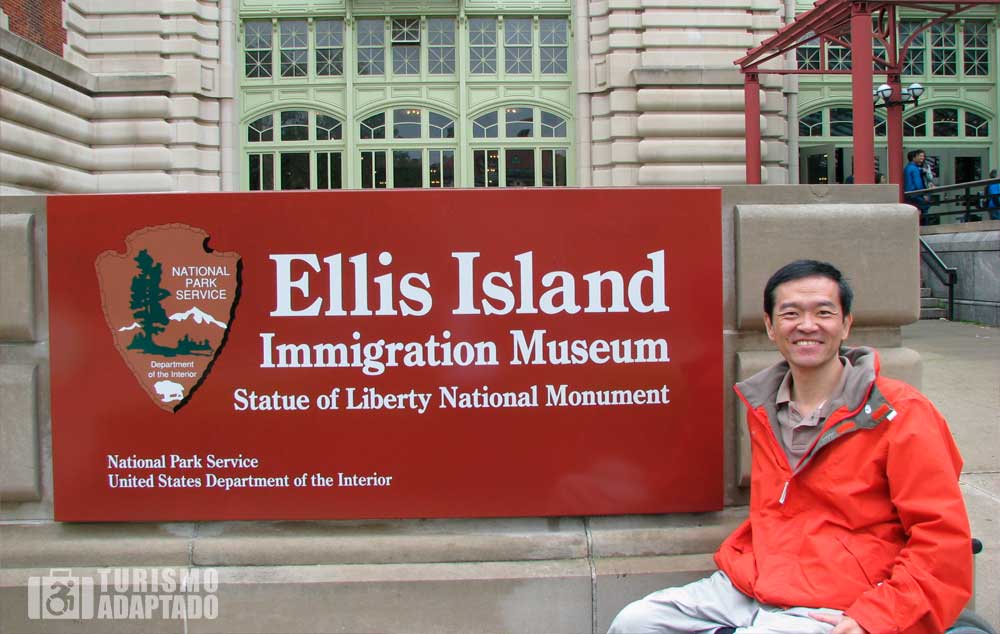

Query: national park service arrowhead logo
[96,225,241,412]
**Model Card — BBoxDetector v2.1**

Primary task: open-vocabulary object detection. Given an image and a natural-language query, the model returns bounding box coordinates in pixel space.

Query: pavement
[900,319,999,626]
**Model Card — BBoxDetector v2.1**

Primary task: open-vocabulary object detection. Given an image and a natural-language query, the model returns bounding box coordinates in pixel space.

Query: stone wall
[921,221,1000,326]
[584,0,789,187]
[0,0,234,195]
[0,185,935,633]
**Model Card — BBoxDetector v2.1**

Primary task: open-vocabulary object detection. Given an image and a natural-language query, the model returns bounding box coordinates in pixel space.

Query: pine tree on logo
[127,249,170,353]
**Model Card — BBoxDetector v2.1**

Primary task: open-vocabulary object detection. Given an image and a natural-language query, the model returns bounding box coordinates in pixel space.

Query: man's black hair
[763,260,854,317]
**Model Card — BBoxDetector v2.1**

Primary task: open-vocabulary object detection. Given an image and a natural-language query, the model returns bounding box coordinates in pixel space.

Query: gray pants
[607,571,842,634]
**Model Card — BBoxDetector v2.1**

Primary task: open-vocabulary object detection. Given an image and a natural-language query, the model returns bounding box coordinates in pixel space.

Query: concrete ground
[901,319,999,626]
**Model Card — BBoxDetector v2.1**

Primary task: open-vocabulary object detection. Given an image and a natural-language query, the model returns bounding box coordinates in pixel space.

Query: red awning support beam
[850,1,875,184]
[745,72,762,184]
[733,0,998,186]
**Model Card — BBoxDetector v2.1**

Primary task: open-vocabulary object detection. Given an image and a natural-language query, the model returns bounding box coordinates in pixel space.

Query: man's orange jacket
[716,348,972,634]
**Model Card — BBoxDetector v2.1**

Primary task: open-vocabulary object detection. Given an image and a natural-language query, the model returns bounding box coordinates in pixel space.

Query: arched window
[799,111,823,137]
[470,107,568,187]
[245,109,345,190]
[904,111,926,137]
[904,108,991,139]
[965,111,989,137]
[798,108,885,138]
[356,108,457,188]
[932,108,958,137]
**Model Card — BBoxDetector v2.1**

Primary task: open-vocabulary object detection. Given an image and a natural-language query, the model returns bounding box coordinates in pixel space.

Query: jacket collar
[735,346,879,412]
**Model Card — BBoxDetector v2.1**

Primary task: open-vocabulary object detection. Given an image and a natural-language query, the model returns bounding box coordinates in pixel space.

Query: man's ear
[764,313,775,342]
[842,313,854,341]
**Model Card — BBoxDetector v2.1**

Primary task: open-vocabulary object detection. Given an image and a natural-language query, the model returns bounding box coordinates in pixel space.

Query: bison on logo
[95,225,241,411]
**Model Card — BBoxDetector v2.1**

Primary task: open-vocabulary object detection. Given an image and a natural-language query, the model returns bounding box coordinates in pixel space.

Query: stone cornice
[0,29,173,95]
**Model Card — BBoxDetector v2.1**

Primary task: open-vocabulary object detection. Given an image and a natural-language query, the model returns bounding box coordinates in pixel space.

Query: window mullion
[533,16,539,80]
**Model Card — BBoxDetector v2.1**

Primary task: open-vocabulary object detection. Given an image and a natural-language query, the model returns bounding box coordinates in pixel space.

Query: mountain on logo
[169,306,226,329]
[118,322,141,332]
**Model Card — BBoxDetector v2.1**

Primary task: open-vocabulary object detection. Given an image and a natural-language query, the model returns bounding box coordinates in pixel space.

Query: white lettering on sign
[268,250,668,318]
[258,330,499,375]
[453,250,668,316]
[270,252,432,318]
[261,249,674,374]
[509,330,669,366]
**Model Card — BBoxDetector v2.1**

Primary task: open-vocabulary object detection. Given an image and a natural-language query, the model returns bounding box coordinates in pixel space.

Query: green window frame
[315,19,344,77]
[470,106,569,187]
[355,17,458,79]
[903,108,992,139]
[245,20,273,78]
[930,22,957,75]
[963,21,989,76]
[898,19,992,79]
[827,39,851,71]
[280,20,309,78]
[899,20,925,75]
[244,109,345,190]
[904,111,926,137]
[468,16,570,79]
[239,11,575,189]
[798,107,885,138]
[357,107,458,189]
[799,111,823,136]
[965,111,989,137]
[796,38,820,71]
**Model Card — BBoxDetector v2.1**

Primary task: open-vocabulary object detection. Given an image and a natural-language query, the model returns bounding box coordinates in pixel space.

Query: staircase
[920,285,947,320]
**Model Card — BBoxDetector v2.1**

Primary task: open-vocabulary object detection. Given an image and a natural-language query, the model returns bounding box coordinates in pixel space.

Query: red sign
[48,189,723,521]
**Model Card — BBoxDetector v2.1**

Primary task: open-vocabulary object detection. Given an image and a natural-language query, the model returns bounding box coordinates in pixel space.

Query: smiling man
[608,260,972,634]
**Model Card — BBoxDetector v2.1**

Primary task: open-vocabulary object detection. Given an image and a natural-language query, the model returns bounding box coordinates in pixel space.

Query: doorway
[801,145,890,184]
[800,145,835,184]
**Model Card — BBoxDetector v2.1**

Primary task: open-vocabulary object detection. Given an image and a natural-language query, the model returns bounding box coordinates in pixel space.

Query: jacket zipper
[738,381,877,506]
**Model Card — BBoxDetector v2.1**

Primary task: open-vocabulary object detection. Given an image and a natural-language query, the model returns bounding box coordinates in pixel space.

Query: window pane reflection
[506,149,534,186]
[280,152,310,189]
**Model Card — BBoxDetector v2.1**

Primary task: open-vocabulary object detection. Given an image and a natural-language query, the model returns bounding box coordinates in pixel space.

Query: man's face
[764,275,853,374]
[914,152,926,165]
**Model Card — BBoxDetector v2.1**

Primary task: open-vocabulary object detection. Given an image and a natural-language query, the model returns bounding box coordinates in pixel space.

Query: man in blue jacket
[985,169,999,221]
[904,150,932,225]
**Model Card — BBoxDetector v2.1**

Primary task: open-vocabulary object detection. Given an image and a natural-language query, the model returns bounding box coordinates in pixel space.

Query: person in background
[904,150,933,225]
[922,157,936,189]
[985,169,1000,221]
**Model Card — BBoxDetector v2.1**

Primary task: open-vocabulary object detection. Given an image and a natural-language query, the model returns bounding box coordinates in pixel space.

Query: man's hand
[810,612,868,634]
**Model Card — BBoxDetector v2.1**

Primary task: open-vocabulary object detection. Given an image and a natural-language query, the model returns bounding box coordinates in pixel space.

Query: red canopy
[735,0,999,187]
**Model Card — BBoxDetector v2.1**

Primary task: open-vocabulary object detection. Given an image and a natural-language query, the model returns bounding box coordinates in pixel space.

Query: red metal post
[850,2,875,184]
[744,72,762,184]
[886,73,904,198]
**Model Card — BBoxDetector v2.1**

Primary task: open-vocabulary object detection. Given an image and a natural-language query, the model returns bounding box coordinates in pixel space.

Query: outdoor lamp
[873,82,925,108]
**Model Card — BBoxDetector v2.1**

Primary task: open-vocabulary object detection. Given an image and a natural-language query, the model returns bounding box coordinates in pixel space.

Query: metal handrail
[908,177,1000,224]
[919,237,957,321]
